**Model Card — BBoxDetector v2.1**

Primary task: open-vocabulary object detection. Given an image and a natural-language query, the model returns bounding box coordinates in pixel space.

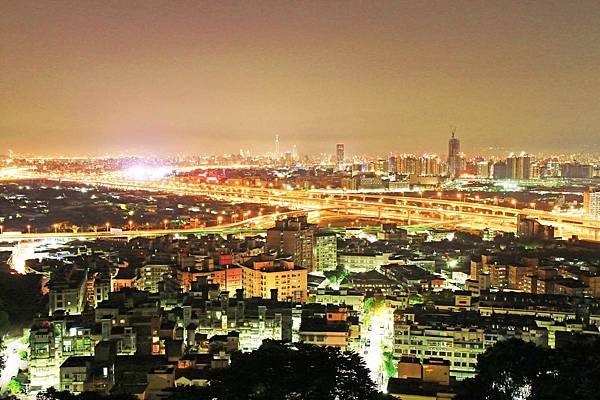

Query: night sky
[2,1,600,156]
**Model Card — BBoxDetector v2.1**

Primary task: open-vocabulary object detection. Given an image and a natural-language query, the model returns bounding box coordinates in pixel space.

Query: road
[0,209,314,241]
[3,172,600,241]
[361,304,394,391]
[0,334,28,394]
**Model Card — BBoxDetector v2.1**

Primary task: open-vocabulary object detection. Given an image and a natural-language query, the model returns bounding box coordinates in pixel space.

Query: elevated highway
[6,173,600,240]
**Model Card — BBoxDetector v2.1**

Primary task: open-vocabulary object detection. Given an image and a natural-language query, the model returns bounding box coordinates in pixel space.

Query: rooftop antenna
[450,126,457,139]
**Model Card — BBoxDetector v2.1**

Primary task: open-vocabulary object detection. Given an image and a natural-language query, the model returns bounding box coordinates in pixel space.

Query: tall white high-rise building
[584,187,600,219]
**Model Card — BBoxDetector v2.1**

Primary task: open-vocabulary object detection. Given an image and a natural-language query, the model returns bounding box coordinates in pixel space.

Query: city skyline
[1,131,596,160]
[3,1,600,156]
[3,2,600,399]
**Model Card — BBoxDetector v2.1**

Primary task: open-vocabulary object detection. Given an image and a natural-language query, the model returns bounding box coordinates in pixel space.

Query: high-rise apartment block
[241,256,308,302]
[584,187,600,219]
[266,216,316,271]
[313,232,338,271]
[493,153,532,180]
[507,152,531,180]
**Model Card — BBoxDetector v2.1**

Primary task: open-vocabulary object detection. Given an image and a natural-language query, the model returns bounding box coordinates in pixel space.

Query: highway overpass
[5,173,600,241]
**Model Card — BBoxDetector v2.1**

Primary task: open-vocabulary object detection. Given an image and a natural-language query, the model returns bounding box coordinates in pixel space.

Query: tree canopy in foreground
[168,340,385,400]
[456,337,600,400]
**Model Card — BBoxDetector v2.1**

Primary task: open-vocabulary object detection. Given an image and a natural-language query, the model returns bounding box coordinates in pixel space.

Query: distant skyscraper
[336,143,345,164]
[275,134,280,158]
[398,154,418,175]
[507,152,531,180]
[388,156,398,175]
[560,162,593,179]
[492,160,508,179]
[476,160,490,178]
[447,129,462,179]
[419,154,441,176]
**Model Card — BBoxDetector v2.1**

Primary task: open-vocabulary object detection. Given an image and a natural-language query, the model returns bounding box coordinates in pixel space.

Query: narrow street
[361,306,394,391]
[1,334,28,394]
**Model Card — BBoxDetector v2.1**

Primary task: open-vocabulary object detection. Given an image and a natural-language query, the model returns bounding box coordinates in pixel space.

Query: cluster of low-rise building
[13,218,600,399]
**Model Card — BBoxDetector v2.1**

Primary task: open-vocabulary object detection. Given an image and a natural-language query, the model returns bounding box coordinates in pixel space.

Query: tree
[7,378,22,395]
[535,336,600,400]
[382,351,396,378]
[168,341,382,400]
[456,338,600,400]
[457,339,547,400]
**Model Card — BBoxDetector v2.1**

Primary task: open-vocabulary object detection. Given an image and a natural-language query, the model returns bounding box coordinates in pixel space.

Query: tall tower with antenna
[447,126,461,179]
[275,134,280,158]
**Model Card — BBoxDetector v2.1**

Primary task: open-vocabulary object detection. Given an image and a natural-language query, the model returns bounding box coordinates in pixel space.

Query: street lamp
[53,223,59,233]
[27,224,31,234]
[163,219,169,230]
[105,222,110,232]
[511,199,517,208]
[437,191,442,198]
[128,220,133,230]
[530,202,536,209]
[0,225,3,234]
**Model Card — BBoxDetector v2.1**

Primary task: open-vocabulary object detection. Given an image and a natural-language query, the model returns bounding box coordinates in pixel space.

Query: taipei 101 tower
[447,127,461,179]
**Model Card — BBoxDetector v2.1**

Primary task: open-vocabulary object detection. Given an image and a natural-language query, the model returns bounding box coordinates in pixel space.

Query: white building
[584,188,600,219]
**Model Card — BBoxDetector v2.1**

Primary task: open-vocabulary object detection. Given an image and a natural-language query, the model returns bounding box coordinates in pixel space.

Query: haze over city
[3,2,600,400]
[2,0,600,156]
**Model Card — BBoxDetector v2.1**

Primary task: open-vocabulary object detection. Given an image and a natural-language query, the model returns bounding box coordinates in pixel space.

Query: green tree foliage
[382,351,396,378]
[456,338,600,400]
[363,297,384,316]
[326,266,349,286]
[7,378,22,395]
[363,296,385,326]
[168,340,383,400]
